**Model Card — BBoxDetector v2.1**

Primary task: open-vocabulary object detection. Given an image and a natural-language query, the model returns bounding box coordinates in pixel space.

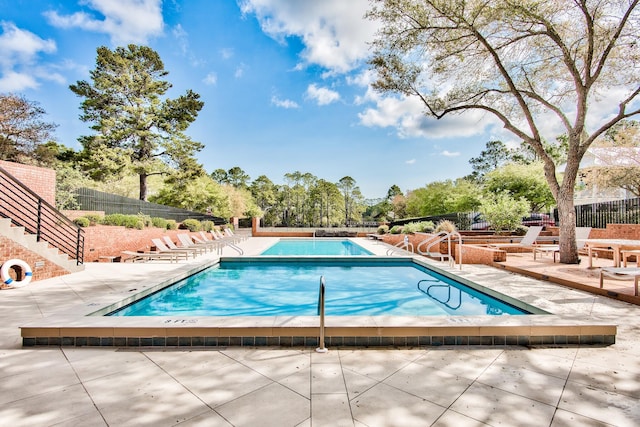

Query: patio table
[582,239,640,268]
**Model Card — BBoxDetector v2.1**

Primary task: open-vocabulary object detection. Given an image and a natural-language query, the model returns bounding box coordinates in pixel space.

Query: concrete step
[0,220,84,274]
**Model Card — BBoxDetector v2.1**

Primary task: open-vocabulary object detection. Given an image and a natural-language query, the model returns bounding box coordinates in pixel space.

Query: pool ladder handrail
[417,279,462,310]
[316,276,328,353]
[385,235,414,256]
[416,231,463,269]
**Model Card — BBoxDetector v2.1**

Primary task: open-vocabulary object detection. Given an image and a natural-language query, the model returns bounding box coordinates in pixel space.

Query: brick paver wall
[82,226,199,262]
[0,236,69,283]
[0,160,56,206]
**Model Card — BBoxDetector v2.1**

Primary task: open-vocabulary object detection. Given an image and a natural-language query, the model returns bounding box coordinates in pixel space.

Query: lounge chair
[176,233,213,254]
[488,226,543,251]
[599,267,640,296]
[152,238,196,259]
[209,230,245,255]
[533,227,592,262]
[121,250,180,263]
[198,231,226,250]
[214,229,240,244]
[163,235,205,256]
[224,227,247,242]
[190,233,221,252]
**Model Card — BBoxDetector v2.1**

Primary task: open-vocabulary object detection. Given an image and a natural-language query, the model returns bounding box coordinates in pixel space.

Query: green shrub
[102,213,144,229]
[84,213,103,225]
[151,217,169,229]
[123,216,144,229]
[137,213,153,227]
[73,217,90,227]
[402,222,419,234]
[389,225,402,234]
[102,213,127,226]
[166,219,178,230]
[181,218,202,232]
[201,220,215,232]
[479,191,530,231]
[377,224,389,235]
[419,221,435,232]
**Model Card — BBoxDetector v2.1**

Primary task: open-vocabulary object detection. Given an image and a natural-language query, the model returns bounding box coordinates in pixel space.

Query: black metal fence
[570,197,640,228]
[74,188,227,224]
[390,197,640,231]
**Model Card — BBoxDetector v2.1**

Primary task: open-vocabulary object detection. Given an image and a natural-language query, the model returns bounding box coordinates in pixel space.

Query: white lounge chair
[599,267,640,296]
[489,226,543,251]
[190,233,220,252]
[210,230,244,255]
[533,227,592,262]
[152,238,196,259]
[121,250,180,263]
[176,234,211,254]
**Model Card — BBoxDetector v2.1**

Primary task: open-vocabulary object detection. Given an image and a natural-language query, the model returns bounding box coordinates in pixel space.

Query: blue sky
[0,0,503,199]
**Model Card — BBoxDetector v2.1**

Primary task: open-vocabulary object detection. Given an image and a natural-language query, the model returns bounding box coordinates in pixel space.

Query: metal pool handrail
[316,276,328,353]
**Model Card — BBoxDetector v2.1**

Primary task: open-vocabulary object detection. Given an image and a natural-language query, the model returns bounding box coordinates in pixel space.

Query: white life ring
[1,259,33,288]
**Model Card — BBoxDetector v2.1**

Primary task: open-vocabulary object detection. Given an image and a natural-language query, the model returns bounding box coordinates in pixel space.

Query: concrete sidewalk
[1,237,639,426]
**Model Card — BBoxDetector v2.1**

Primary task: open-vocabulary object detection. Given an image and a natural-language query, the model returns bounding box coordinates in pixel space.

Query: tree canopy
[0,94,57,163]
[368,0,640,263]
[70,45,204,201]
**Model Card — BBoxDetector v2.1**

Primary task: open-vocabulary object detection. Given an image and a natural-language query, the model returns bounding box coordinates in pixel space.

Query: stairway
[0,218,84,274]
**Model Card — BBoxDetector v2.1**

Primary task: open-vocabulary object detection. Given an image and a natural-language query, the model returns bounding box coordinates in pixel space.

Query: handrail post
[316,276,328,353]
[36,199,42,242]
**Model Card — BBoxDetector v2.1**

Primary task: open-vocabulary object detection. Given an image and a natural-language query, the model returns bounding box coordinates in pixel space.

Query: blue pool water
[261,239,372,256]
[110,259,528,317]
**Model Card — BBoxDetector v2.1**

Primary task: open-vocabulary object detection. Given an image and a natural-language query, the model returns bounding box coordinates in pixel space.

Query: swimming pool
[109,258,529,317]
[261,239,372,256]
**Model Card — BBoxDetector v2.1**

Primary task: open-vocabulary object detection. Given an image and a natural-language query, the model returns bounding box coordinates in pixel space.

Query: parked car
[471,213,555,230]
[521,213,555,228]
[471,213,490,230]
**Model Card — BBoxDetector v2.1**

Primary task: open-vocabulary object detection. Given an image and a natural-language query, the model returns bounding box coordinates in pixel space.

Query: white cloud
[405,159,416,165]
[239,0,378,74]
[44,0,163,45]
[235,63,247,78]
[306,83,340,106]
[0,22,57,91]
[0,71,38,92]
[358,93,499,140]
[220,48,234,59]
[172,24,189,55]
[440,150,460,157]
[203,72,217,85]
[271,95,300,109]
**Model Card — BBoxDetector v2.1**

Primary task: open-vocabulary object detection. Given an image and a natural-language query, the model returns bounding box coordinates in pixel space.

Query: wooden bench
[621,250,640,267]
[600,267,640,296]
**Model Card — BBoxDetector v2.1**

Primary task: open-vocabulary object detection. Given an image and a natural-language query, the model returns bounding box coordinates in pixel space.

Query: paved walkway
[1,238,639,426]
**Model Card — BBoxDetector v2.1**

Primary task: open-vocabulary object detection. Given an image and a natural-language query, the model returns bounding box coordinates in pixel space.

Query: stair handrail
[386,235,414,255]
[0,165,84,265]
[417,231,449,256]
[416,231,463,269]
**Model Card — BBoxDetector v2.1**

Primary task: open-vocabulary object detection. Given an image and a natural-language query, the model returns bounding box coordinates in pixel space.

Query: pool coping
[20,255,617,348]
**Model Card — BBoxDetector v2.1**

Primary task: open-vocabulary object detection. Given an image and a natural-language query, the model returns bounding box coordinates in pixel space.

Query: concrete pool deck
[1,237,639,425]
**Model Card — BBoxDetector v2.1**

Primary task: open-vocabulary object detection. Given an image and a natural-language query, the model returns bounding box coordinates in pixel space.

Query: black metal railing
[74,187,226,224]
[571,197,640,228]
[0,165,84,265]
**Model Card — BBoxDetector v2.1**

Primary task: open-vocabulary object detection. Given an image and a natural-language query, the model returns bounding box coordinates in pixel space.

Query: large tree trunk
[139,173,148,201]
[557,180,579,264]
